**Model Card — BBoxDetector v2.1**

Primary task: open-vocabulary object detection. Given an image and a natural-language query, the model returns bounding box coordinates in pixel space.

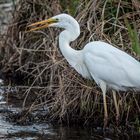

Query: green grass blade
[125,19,140,56]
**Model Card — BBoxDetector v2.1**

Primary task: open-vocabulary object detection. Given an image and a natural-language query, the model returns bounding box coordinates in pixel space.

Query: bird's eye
[55,18,59,22]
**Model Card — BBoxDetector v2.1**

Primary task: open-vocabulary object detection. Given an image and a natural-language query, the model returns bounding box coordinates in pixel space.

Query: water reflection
[5,125,140,140]
[2,125,102,140]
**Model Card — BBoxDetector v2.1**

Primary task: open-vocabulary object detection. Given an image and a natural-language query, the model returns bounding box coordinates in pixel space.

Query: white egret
[27,13,140,127]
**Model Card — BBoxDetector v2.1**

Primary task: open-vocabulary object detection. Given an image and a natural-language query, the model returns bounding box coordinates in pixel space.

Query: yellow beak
[26,18,58,32]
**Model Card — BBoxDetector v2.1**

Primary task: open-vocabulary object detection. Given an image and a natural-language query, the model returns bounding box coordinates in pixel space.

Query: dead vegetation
[0,0,140,128]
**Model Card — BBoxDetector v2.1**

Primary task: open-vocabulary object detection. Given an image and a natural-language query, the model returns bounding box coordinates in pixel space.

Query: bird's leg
[103,90,108,128]
[100,82,108,128]
[112,90,119,125]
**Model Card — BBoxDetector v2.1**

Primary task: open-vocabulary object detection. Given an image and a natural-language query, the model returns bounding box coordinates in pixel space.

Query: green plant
[125,19,140,56]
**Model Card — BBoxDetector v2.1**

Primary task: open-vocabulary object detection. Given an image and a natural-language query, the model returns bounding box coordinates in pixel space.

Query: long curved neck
[58,23,92,79]
[59,29,81,66]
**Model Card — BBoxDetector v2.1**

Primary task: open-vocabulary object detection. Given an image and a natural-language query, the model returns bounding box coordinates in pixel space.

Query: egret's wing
[83,41,140,89]
[72,61,92,79]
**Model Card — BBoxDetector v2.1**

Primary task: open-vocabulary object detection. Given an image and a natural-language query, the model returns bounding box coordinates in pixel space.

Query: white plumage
[83,41,140,91]
[28,13,140,127]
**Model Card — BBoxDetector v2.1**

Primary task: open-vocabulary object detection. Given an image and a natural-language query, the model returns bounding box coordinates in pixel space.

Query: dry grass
[0,0,140,128]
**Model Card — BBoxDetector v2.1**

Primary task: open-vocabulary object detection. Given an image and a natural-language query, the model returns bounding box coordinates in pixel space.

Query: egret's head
[27,13,80,32]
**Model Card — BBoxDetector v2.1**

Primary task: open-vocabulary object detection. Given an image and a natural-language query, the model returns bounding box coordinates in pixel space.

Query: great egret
[27,13,140,127]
